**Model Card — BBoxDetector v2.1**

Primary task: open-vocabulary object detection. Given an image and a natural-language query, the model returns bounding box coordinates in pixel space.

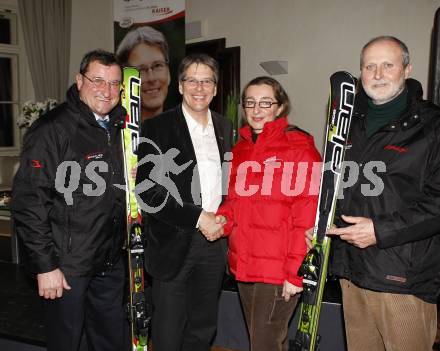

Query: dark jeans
[151,232,225,351]
[43,259,125,351]
[238,282,299,351]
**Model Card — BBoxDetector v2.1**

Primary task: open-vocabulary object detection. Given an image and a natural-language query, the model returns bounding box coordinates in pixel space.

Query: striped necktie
[97,119,110,130]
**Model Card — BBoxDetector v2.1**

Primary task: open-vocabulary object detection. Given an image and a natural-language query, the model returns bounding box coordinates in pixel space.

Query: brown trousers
[238,282,299,351]
[340,279,436,351]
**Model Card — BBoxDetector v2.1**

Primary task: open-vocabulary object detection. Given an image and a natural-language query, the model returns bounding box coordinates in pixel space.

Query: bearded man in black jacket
[323,36,440,351]
[12,50,127,351]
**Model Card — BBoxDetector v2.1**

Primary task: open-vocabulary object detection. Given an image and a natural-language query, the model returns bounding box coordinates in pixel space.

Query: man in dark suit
[135,53,232,351]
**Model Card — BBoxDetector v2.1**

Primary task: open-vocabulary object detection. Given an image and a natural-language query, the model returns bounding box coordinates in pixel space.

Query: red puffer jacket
[217,117,321,286]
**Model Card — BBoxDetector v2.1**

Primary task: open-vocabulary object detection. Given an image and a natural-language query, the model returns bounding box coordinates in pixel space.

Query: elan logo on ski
[329,83,355,174]
[120,67,150,351]
[293,71,356,351]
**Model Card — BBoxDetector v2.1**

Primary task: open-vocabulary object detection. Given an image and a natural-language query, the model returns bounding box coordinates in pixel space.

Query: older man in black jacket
[326,36,440,351]
[12,50,126,351]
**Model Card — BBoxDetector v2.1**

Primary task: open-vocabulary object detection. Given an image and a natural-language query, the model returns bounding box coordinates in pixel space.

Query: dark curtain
[429,7,440,106]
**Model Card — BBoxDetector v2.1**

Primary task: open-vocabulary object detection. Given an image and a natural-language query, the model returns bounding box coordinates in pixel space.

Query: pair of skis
[120,67,150,351]
[292,71,356,351]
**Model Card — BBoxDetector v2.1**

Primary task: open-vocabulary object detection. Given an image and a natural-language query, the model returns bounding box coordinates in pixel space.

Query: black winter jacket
[331,79,440,303]
[12,85,126,277]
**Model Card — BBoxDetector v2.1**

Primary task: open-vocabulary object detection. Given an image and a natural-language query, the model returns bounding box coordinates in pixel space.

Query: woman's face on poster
[128,43,171,119]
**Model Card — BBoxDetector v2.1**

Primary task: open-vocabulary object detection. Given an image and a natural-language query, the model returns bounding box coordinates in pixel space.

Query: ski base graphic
[121,67,150,351]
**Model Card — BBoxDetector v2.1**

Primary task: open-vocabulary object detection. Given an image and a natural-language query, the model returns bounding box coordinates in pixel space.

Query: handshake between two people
[199,211,227,242]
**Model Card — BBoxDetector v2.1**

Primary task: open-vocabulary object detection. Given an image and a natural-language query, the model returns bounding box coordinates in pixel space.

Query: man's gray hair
[360,35,410,68]
[116,26,169,66]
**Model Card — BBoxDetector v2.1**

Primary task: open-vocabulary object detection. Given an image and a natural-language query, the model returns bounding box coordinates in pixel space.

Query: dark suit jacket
[136,104,233,280]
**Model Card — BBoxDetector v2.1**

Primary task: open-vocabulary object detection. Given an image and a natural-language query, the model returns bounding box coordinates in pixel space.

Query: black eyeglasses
[243,100,279,109]
[136,61,169,75]
[82,74,121,90]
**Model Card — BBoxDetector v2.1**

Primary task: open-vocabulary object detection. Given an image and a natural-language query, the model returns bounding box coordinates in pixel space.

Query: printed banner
[114,0,185,122]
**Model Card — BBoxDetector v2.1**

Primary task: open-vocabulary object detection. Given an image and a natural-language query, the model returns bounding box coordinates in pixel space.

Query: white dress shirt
[93,113,109,123]
[182,105,222,213]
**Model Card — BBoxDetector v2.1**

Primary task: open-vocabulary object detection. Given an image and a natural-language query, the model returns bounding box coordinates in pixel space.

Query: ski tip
[331,71,355,80]
[330,71,357,90]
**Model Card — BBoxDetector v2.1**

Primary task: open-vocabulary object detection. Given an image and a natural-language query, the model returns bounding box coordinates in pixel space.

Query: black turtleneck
[251,131,260,143]
[366,89,408,137]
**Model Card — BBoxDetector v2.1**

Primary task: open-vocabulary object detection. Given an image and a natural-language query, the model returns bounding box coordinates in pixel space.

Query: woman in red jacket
[217,76,321,351]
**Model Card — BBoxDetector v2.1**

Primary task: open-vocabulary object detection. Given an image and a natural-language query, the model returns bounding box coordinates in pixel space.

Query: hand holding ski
[327,215,376,248]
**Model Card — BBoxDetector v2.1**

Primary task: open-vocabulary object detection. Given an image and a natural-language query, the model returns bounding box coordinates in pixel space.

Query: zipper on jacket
[107,126,120,266]
[67,211,72,253]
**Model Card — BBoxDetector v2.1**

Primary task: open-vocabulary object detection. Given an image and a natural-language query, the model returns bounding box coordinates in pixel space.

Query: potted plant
[17,98,58,130]
[225,93,240,144]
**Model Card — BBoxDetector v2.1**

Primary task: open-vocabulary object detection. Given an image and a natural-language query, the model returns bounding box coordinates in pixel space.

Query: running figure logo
[135,136,192,213]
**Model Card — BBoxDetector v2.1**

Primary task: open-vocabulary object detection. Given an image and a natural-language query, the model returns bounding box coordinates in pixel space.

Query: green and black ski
[292,71,356,351]
[120,67,150,351]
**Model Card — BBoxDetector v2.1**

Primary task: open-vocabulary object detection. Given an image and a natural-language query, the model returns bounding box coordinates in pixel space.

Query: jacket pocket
[268,285,299,323]
[380,244,412,285]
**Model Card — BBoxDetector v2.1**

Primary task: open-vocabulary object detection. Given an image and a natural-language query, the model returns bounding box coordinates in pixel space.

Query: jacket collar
[354,78,423,132]
[240,116,288,142]
[181,104,214,133]
[66,84,125,127]
[174,104,227,163]
[355,78,423,116]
